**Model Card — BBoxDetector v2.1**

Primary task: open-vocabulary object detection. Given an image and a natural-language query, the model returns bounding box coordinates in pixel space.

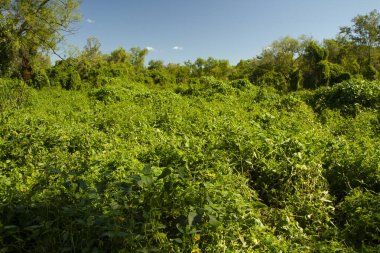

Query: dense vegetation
[1,2,380,252]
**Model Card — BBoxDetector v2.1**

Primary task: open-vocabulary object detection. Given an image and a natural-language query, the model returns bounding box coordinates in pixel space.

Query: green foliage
[362,64,379,80]
[289,68,303,91]
[2,10,380,252]
[304,42,328,64]
[0,78,32,111]
[328,62,351,85]
[49,65,82,90]
[340,9,380,66]
[228,78,252,90]
[302,42,330,89]
[88,86,122,103]
[0,29,15,76]
[309,79,380,115]
[1,75,378,252]
[147,68,176,86]
[336,189,380,250]
[0,0,81,80]
[316,60,331,86]
[323,135,380,200]
[130,47,149,69]
[256,70,288,91]
[31,69,50,89]
[107,47,131,64]
[199,76,233,95]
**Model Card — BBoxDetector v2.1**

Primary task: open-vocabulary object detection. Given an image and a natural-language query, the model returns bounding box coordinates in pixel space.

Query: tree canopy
[0,0,81,79]
[340,9,380,65]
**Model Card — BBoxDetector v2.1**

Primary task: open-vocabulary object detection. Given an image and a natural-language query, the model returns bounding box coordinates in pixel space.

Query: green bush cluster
[308,79,380,115]
[0,77,379,252]
[0,78,33,112]
[336,189,380,251]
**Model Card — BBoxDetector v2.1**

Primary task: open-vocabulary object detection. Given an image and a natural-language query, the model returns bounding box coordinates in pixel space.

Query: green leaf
[208,215,220,226]
[173,238,183,244]
[137,175,153,188]
[157,168,171,180]
[188,212,202,226]
[142,164,152,175]
[188,212,197,226]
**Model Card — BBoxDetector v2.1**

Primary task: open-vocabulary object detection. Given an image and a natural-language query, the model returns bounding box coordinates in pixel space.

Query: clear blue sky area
[63,0,380,65]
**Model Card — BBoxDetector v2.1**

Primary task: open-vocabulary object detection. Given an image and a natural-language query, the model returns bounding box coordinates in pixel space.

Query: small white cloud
[146,46,155,51]
[172,46,184,51]
[86,18,95,24]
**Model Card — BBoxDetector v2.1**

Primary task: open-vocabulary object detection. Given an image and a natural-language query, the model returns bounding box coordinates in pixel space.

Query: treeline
[2,9,380,92]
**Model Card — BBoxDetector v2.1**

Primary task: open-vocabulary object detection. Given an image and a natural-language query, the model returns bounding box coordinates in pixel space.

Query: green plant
[336,189,380,250]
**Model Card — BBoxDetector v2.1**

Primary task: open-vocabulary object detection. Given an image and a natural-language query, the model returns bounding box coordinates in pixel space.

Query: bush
[336,189,380,250]
[362,64,379,80]
[309,79,380,115]
[328,62,351,86]
[228,78,252,90]
[31,69,50,89]
[199,76,233,95]
[49,67,82,90]
[0,78,32,111]
[88,86,122,103]
[147,69,176,86]
[323,137,380,201]
[256,70,288,92]
[316,60,330,86]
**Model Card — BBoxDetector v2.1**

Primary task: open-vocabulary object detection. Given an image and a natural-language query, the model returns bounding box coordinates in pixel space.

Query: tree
[300,41,329,88]
[250,36,308,90]
[108,47,130,64]
[166,63,191,84]
[148,60,164,70]
[340,9,380,66]
[258,36,302,80]
[83,37,102,63]
[0,0,81,79]
[231,59,257,80]
[130,47,148,69]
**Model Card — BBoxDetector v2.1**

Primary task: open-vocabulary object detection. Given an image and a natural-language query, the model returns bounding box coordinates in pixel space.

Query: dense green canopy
[0,0,80,79]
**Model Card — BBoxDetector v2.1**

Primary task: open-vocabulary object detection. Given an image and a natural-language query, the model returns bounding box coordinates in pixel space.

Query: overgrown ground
[0,78,379,252]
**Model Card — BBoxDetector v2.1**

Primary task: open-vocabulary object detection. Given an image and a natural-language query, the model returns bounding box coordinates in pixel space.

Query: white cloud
[146,46,155,51]
[172,46,184,51]
[86,18,95,24]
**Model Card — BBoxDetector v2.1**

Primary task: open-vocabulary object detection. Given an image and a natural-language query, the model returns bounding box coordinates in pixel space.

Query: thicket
[1,7,380,253]
[0,74,379,252]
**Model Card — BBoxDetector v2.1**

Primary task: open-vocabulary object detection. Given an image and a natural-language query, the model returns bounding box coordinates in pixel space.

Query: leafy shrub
[147,69,176,86]
[316,60,330,86]
[247,137,334,236]
[256,70,288,92]
[254,86,280,104]
[31,69,50,89]
[362,64,379,80]
[49,67,82,90]
[336,189,380,250]
[323,137,380,201]
[88,86,121,103]
[1,73,378,252]
[199,76,232,94]
[228,78,252,90]
[328,62,351,85]
[0,78,32,111]
[309,79,380,115]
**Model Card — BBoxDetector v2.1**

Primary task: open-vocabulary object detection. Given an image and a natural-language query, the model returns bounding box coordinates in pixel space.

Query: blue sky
[62,0,379,65]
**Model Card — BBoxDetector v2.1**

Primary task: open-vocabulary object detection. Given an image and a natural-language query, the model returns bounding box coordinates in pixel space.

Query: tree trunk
[21,56,32,81]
